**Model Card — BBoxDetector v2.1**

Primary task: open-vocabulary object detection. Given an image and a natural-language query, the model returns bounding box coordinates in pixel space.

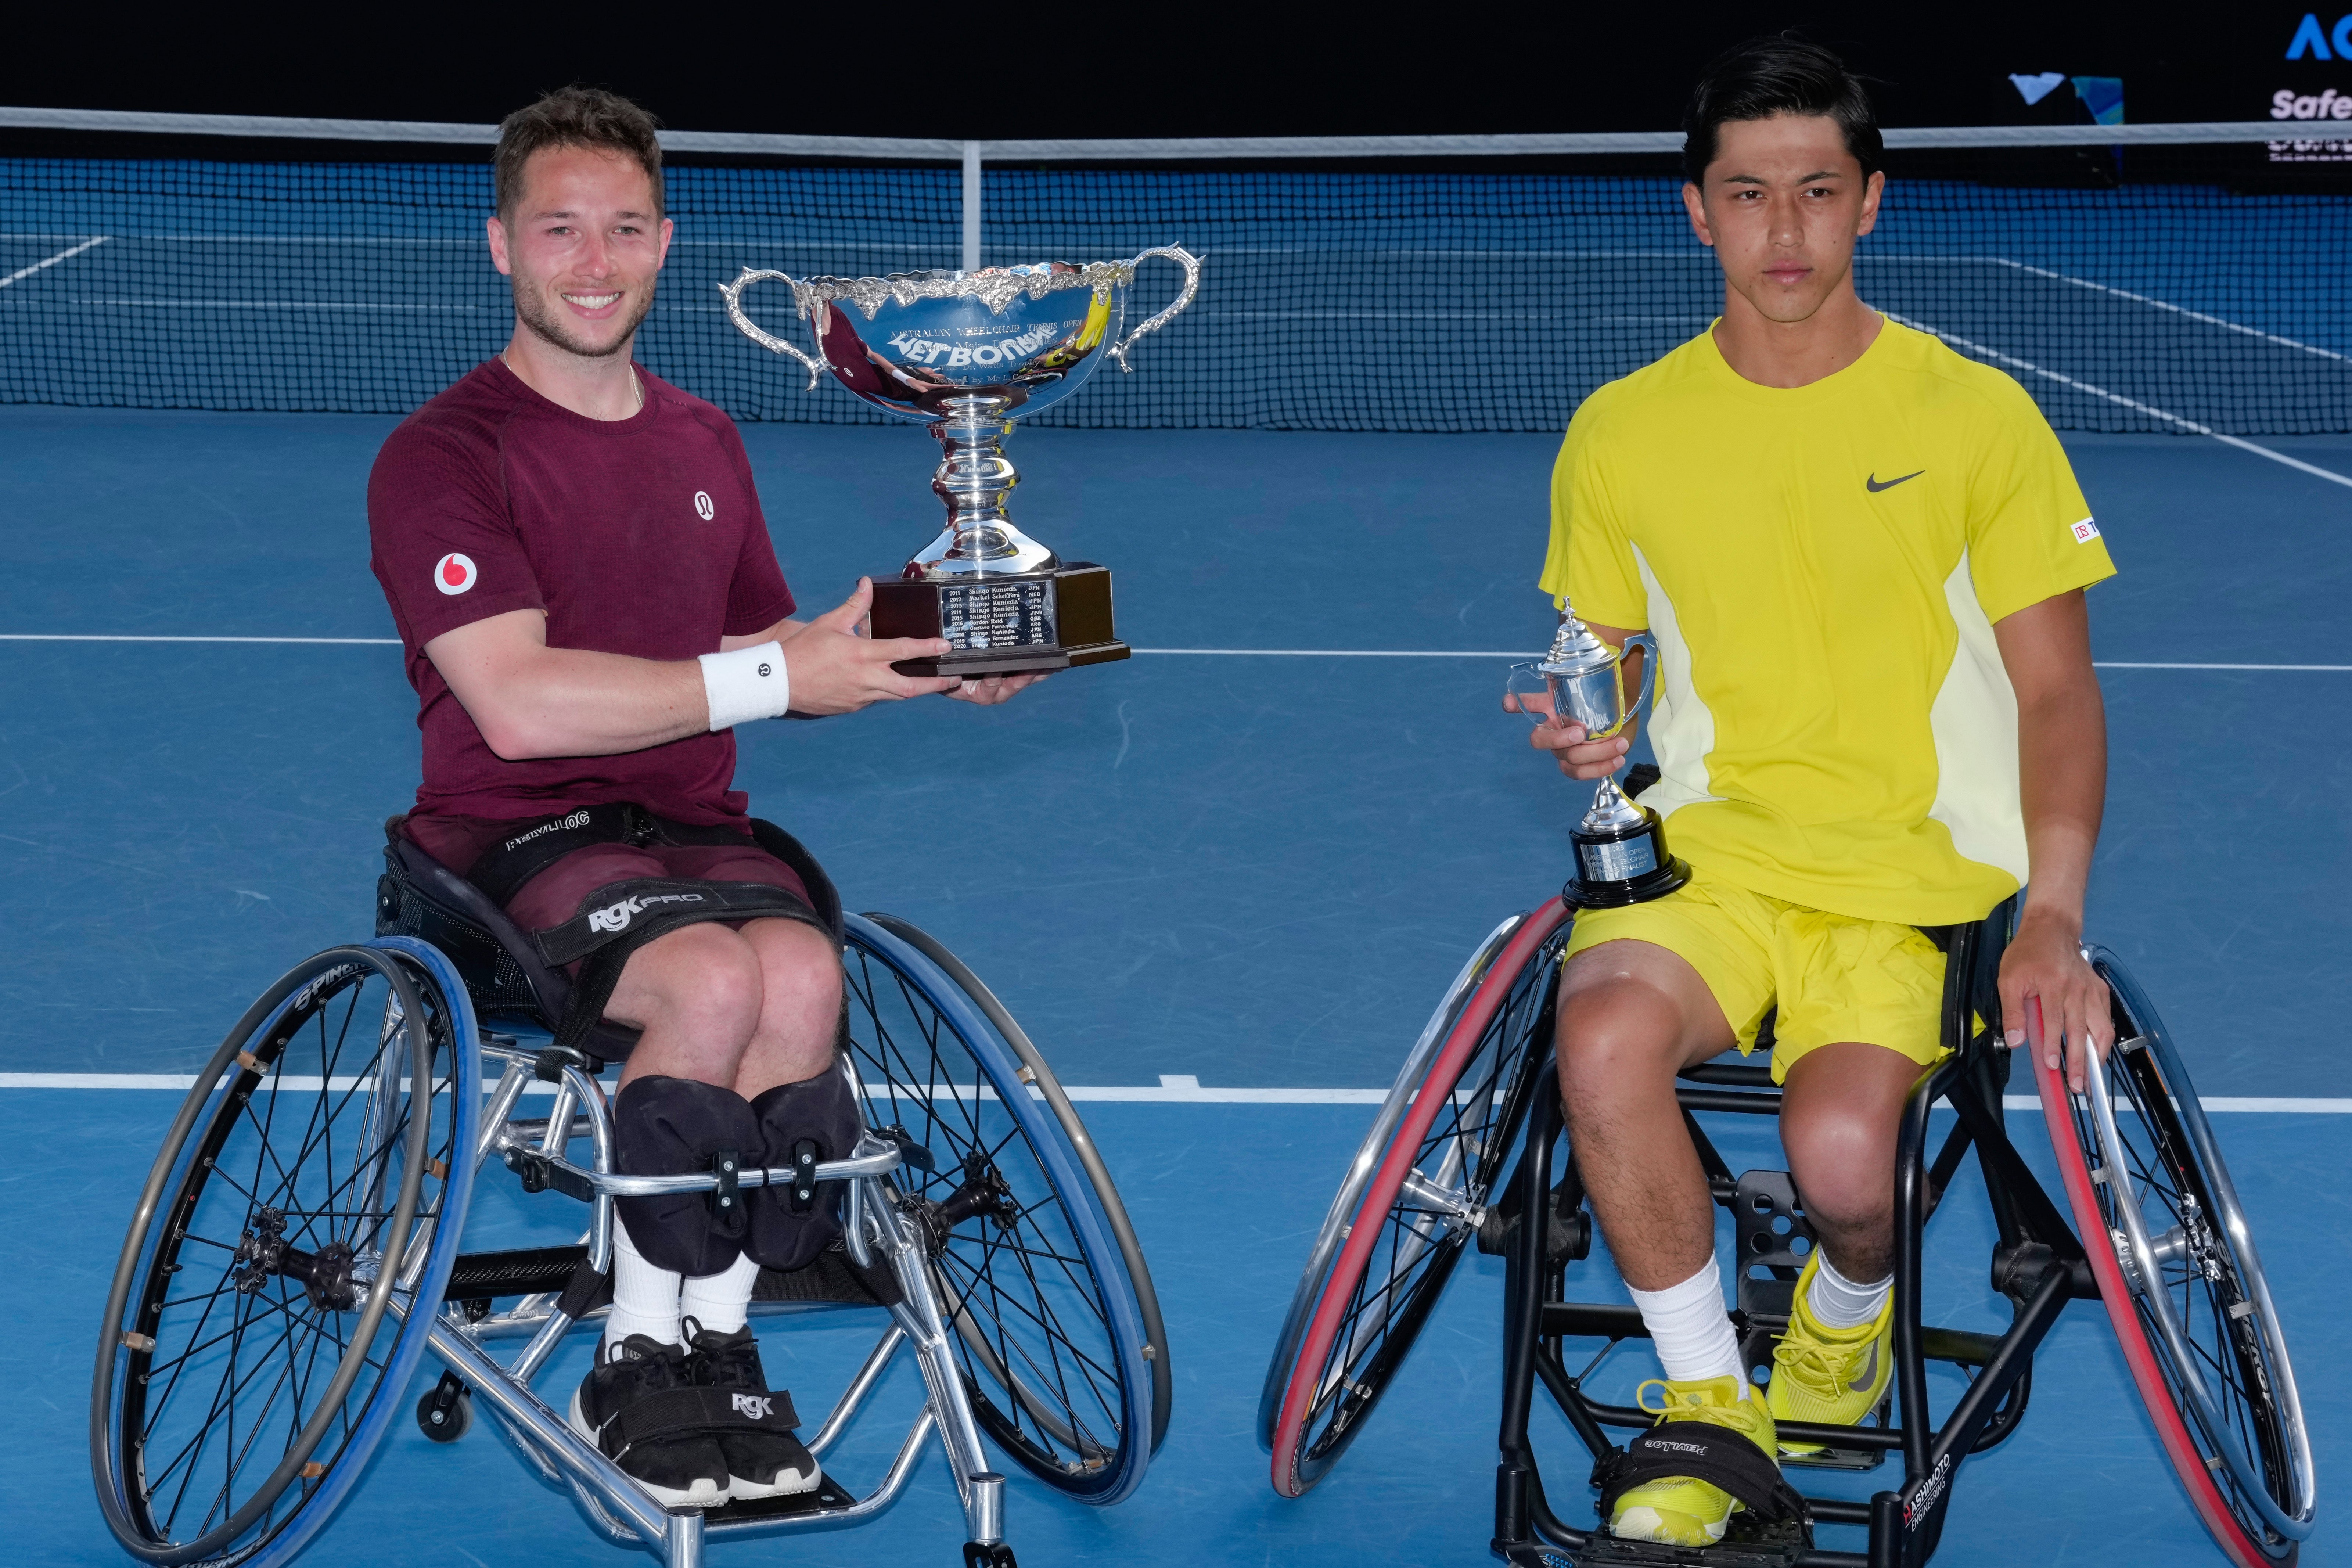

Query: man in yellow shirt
[1523,38,2118,1547]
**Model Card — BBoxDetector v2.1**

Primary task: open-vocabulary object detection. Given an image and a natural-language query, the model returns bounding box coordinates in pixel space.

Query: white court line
[0,633,400,644]
[0,235,108,289]
[0,634,2345,671]
[1988,258,2348,364]
[1885,311,2352,491]
[1134,647,1528,657]
[2097,661,2352,671]
[2,1071,2343,1111]
[69,298,486,312]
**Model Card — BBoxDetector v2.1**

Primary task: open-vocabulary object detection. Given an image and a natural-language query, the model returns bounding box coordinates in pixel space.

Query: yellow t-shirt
[1538,317,2117,927]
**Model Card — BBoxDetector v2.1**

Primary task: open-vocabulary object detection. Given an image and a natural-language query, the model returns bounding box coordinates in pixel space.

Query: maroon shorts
[403,812,813,947]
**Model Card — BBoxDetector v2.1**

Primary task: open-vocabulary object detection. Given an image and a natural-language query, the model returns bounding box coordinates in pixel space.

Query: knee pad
[613,1076,761,1277]
[745,1068,863,1273]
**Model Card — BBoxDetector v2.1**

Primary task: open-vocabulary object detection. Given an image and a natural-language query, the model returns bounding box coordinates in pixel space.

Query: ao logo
[433,553,478,595]
[2286,12,2352,57]
[694,490,715,521]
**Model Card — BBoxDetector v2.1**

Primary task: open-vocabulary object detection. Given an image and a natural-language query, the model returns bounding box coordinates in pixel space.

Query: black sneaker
[684,1319,820,1499]
[568,1334,731,1510]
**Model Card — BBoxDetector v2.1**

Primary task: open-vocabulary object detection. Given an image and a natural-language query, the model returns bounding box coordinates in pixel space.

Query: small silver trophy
[719,248,1201,677]
[1508,607,1691,907]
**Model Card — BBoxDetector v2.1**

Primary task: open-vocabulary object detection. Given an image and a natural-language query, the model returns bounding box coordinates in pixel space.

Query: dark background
[5,3,2346,136]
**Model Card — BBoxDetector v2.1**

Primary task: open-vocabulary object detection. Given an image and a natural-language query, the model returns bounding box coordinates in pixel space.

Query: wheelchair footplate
[1499,1512,1808,1568]
[697,1471,858,1523]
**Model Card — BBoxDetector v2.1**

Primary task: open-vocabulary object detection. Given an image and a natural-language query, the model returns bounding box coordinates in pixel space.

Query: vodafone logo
[434,553,478,595]
[693,490,715,521]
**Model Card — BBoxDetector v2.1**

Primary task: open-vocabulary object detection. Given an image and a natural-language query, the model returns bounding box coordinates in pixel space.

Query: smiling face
[1681,113,1882,327]
[487,144,673,360]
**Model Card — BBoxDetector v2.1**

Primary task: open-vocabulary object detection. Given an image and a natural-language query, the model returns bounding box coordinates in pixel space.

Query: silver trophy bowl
[720,248,1201,580]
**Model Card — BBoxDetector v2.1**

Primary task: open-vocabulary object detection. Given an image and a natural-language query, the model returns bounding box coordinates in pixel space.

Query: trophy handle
[1621,631,1662,734]
[1504,661,1556,728]
[719,267,827,391]
[1107,245,1202,372]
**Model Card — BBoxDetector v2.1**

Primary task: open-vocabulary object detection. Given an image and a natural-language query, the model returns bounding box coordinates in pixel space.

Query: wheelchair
[1260,876,2315,1567]
[90,820,1169,1568]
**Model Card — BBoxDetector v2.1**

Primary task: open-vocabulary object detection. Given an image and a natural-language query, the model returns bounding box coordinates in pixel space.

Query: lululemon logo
[694,490,715,521]
[730,1393,773,1420]
[434,553,478,595]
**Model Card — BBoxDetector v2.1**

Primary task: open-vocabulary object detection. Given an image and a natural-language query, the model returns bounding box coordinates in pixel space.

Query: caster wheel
[961,1545,1017,1568]
[416,1373,472,1443]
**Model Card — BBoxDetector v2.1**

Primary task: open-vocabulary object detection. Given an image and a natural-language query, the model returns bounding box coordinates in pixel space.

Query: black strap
[599,1385,802,1459]
[464,803,651,906]
[1591,1422,1810,1527]
[464,802,781,907]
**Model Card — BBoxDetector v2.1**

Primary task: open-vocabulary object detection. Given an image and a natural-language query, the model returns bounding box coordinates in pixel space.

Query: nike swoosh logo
[1866,470,1925,493]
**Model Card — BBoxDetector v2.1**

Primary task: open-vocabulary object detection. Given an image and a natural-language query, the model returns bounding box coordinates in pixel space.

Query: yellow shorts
[1562,863,1951,1083]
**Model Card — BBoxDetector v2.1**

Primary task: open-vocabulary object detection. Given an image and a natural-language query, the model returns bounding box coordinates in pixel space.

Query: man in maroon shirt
[369,87,1042,1509]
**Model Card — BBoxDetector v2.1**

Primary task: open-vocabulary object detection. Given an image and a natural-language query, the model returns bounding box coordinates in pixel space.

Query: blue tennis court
[4,398,2346,1564]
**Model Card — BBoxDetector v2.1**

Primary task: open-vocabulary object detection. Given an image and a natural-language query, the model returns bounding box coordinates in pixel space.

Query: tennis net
[1,112,2346,435]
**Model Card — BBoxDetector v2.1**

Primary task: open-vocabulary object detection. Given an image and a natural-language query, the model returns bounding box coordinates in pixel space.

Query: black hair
[1681,35,1883,185]
[495,86,665,219]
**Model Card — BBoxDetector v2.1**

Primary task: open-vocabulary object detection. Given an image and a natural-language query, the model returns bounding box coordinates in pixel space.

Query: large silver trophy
[1508,607,1691,907]
[720,247,1201,676]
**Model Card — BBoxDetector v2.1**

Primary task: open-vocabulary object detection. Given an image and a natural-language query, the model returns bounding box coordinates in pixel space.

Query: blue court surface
[3,408,2347,1565]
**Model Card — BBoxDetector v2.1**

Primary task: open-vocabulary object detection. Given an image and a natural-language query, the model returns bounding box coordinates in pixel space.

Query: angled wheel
[91,940,479,1568]
[1266,899,1570,1497]
[841,913,1159,1506]
[2033,949,2313,1567]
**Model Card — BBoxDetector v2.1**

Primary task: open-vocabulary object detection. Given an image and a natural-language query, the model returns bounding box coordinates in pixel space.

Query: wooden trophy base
[868,561,1131,677]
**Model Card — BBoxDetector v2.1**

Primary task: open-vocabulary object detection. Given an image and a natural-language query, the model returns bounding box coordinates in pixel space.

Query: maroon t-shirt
[368,359,795,830]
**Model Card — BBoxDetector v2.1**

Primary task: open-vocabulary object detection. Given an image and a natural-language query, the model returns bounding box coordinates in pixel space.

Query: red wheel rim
[2029,1001,2283,1568]
[1268,899,1570,1497]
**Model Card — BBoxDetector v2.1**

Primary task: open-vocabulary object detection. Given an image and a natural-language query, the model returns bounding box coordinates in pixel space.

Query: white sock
[679,1250,765,1337]
[603,1220,682,1352]
[1807,1253,1892,1331]
[1628,1255,1748,1392]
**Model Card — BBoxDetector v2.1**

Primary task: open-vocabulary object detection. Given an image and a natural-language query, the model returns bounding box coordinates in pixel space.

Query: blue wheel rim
[843,913,1155,1505]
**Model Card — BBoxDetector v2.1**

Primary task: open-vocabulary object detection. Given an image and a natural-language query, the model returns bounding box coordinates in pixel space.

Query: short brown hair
[494,86,665,217]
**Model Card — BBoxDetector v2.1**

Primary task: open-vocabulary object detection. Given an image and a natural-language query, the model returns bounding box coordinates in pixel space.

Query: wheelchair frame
[1486,894,2301,1568]
[410,1027,1022,1568]
[1491,911,2100,1568]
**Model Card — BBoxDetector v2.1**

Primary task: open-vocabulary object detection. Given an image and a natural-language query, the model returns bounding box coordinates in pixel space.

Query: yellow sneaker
[1766,1252,1895,1456]
[1608,1376,1778,1546]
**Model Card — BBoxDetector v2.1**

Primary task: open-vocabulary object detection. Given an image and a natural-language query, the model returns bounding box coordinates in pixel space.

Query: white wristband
[698,641,790,731]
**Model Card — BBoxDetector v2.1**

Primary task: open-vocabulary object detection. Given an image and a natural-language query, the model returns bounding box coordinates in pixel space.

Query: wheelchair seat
[373,813,847,1061]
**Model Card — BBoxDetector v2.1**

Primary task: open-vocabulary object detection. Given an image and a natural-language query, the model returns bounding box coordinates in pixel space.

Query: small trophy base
[1562,804,1692,909]
[869,561,1130,679]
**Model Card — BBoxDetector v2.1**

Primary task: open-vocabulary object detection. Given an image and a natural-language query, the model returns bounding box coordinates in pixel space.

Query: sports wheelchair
[91,821,1168,1568]
[1261,885,2315,1567]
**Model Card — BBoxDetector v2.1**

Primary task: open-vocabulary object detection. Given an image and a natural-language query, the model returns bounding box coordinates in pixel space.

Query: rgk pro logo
[586,891,705,934]
[730,1394,773,1420]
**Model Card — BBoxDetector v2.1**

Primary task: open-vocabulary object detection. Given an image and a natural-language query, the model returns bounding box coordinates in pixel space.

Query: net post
[961,140,982,273]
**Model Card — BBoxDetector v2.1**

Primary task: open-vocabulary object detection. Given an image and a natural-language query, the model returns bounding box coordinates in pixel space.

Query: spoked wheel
[91,940,478,1568]
[2034,949,2313,1567]
[841,913,1161,1506]
[1267,900,1570,1497]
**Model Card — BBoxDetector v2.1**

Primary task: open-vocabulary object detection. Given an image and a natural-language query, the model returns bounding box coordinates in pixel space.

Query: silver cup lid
[1537,601,1619,680]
